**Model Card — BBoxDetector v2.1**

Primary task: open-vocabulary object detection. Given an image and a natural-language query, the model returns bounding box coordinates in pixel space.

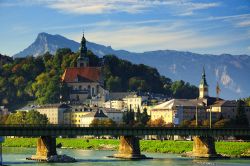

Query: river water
[2,147,250,166]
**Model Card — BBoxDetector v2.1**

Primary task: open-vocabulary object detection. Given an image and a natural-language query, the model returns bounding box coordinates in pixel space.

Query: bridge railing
[0,124,249,129]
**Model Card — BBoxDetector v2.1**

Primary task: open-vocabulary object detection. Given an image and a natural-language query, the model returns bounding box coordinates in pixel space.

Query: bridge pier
[28,136,76,162]
[30,136,57,161]
[192,136,219,158]
[113,136,148,159]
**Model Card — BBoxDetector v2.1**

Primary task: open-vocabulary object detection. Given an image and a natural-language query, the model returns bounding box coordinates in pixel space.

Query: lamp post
[209,106,212,129]
[196,105,198,127]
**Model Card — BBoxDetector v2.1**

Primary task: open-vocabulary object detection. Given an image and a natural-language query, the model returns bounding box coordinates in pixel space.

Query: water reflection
[2,147,250,166]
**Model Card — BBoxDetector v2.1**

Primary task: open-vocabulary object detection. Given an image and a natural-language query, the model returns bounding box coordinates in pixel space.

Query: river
[2,147,250,166]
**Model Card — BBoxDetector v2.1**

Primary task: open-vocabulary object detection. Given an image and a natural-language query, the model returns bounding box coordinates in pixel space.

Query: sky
[0,0,250,56]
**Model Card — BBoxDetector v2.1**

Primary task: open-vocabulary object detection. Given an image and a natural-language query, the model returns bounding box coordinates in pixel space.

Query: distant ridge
[13,32,250,99]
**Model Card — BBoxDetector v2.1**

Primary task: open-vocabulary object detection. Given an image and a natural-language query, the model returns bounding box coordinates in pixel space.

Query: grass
[2,138,250,157]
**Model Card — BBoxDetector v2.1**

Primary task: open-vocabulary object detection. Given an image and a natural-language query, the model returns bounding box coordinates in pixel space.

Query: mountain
[13,32,250,99]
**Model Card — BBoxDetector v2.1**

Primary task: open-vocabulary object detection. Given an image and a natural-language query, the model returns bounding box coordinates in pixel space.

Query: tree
[171,80,198,99]
[202,119,210,127]
[5,111,27,125]
[5,110,48,125]
[106,76,122,92]
[136,105,141,122]
[147,117,166,127]
[122,107,135,125]
[128,77,149,92]
[214,119,233,128]
[90,118,116,127]
[179,120,191,127]
[140,108,150,126]
[234,99,249,127]
[25,110,49,125]
[103,119,116,127]
[0,114,9,124]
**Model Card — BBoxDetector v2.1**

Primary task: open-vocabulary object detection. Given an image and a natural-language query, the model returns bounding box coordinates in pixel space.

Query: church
[61,33,106,103]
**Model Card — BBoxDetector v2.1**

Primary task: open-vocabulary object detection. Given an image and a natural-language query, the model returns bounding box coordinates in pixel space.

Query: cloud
[207,13,250,30]
[173,1,220,16]
[216,66,242,94]
[0,0,220,15]
[237,20,250,27]
[65,20,242,53]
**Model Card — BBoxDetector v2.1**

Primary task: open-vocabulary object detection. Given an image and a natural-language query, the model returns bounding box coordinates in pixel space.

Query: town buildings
[150,67,250,126]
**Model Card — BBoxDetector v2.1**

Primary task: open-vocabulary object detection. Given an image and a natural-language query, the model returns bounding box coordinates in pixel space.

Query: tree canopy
[5,110,48,125]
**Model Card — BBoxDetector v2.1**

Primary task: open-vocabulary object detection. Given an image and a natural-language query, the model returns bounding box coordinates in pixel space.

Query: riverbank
[2,138,250,157]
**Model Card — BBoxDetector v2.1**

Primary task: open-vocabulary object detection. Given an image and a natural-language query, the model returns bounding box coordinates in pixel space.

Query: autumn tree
[147,117,166,127]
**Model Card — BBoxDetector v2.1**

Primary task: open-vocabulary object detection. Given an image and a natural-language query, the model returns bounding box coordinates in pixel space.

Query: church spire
[200,66,208,86]
[199,66,209,98]
[77,32,89,67]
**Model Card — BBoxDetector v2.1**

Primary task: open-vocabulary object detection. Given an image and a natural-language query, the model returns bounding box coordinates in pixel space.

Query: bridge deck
[0,125,249,136]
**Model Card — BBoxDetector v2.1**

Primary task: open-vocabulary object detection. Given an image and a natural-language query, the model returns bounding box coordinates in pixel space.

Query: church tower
[77,32,89,67]
[199,67,209,98]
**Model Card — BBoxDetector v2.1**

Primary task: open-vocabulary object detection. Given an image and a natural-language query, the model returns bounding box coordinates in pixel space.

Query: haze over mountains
[13,32,250,99]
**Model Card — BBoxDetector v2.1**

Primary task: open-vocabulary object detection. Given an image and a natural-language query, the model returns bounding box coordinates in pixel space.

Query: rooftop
[61,67,101,83]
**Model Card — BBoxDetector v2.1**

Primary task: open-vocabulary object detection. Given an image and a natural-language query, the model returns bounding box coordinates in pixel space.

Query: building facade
[123,94,148,112]
[36,104,70,124]
[80,110,108,127]
[61,33,106,103]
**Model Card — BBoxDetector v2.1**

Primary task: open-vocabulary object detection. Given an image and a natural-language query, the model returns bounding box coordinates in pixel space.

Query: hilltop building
[61,33,107,103]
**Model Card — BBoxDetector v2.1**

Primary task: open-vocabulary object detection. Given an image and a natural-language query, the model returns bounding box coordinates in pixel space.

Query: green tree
[106,76,122,92]
[234,99,249,127]
[25,110,49,125]
[5,110,48,125]
[140,108,150,126]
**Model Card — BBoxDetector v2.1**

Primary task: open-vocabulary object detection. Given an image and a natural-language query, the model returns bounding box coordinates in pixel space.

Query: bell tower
[77,32,89,67]
[199,67,209,98]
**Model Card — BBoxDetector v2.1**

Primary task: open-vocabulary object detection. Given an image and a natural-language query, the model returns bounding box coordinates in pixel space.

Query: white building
[103,100,124,110]
[80,110,108,127]
[124,94,148,112]
[103,108,124,123]
[36,104,70,124]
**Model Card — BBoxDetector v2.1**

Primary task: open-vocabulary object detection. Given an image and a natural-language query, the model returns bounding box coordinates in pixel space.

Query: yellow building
[151,99,206,125]
[63,105,93,125]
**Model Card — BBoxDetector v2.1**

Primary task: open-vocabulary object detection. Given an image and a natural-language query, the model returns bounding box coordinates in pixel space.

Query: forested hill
[0,53,13,67]
[0,49,198,111]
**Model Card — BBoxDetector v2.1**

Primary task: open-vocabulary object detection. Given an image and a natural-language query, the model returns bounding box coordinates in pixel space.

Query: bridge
[0,125,250,161]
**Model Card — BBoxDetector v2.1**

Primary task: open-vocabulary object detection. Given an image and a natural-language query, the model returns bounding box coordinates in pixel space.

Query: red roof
[62,67,101,83]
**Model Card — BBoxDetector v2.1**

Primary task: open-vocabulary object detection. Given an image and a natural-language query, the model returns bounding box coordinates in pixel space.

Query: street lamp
[210,106,212,129]
[196,105,198,127]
